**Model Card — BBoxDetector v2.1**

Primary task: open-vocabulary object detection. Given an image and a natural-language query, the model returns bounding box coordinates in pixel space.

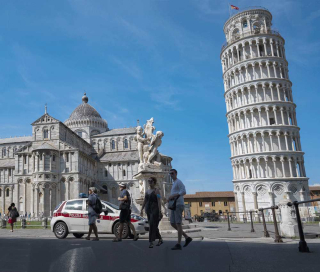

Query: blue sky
[0,0,319,193]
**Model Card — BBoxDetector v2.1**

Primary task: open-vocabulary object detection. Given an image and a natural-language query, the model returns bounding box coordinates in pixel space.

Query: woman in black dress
[140,177,163,248]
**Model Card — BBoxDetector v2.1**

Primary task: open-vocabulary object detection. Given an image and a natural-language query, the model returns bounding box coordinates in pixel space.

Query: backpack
[93,197,103,214]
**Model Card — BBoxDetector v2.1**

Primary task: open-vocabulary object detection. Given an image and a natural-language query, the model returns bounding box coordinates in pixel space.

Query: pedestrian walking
[140,177,163,248]
[7,203,19,232]
[167,169,192,250]
[85,187,99,241]
[113,183,138,242]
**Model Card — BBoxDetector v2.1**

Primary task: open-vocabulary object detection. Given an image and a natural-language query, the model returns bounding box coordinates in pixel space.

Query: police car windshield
[102,201,120,210]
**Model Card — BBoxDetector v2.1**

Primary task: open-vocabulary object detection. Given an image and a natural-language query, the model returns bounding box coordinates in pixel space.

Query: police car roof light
[79,193,88,198]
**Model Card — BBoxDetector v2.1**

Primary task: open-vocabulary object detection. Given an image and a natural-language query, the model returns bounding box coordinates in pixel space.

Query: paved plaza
[0,222,320,272]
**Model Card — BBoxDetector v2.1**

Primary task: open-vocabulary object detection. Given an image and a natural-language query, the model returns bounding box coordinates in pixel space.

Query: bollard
[288,201,309,252]
[271,206,283,243]
[259,209,270,237]
[21,219,27,229]
[42,217,48,229]
[249,211,255,232]
[227,212,231,231]
[1,219,6,229]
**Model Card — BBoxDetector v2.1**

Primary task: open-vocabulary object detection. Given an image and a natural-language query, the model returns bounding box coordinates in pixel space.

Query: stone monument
[278,194,299,238]
[133,118,171,216]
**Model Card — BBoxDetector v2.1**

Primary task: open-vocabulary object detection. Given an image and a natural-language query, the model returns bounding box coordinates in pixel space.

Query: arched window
[124,139,128,149]
[43,129,49,139]
[6,189,9,197]
[123,170,126,176]
[2,148,6,157]
[243,20,248,28]
[111,140,115,150]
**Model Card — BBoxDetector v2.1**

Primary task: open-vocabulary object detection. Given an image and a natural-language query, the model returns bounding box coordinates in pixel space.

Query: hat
[119,182,126,188]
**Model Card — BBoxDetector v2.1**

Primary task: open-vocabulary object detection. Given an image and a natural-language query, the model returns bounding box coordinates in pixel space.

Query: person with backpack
[85,187,100,241]
[113,183,138,242]
[7,203,19,232]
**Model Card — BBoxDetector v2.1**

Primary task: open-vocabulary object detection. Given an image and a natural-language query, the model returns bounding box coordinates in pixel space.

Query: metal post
[259,209,270,237]
[227,212,231,231]
[271,206,283,243]
[249,211,255,232]
[293,201,309,252]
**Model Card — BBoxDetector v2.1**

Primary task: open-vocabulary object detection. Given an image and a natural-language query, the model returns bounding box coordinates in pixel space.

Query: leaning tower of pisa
[220,7,309,214]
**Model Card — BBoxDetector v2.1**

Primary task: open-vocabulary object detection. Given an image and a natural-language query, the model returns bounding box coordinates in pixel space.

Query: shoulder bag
[168,196,180,211]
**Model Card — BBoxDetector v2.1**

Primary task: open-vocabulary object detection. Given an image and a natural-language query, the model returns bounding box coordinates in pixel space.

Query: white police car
[51,196,147,239]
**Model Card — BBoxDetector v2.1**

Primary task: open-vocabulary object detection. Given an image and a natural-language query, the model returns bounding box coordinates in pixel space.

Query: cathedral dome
[68,93,102,121]
[64,93,108,135]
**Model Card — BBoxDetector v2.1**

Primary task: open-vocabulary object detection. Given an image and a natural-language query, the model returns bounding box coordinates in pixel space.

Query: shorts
[119,209,131,223]
[170,205,184,224]
[88,214,97,225]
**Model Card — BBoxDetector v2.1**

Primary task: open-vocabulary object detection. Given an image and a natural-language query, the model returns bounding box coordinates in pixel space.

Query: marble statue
[135,118,164,170]
[135,126,148,164]
[147,131,164,164]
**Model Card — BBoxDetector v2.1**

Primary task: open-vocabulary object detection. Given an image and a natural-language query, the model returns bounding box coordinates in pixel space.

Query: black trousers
[147,212,161,242]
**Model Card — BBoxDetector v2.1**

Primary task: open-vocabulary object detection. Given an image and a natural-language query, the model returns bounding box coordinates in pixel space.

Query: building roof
[0,159,15,168]
[99,151,138,162]
[0,136,32,145]
[94,127,136,137]
[310,186,320,191]
[65,93,106,124]
[184,191,235,199]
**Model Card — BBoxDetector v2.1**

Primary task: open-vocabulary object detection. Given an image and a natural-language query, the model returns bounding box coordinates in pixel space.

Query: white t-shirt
[170,178,186,206]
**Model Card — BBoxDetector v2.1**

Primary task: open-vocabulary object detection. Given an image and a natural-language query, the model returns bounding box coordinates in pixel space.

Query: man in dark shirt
[113,183,138,242]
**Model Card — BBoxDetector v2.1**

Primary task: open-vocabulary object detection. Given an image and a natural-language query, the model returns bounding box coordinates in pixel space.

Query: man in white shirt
[168,169,192,250]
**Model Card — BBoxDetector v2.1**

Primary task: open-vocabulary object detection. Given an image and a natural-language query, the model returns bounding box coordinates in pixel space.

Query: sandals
[156,239,163,246]
[133,235,139,241]
[149,242,154,248]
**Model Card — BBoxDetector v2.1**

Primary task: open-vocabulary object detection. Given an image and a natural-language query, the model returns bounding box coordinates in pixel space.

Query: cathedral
[0,93,172,216]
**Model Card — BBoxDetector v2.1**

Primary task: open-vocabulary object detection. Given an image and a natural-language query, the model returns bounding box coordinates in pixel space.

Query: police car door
[63,199,86,231]
[96,202,113,232]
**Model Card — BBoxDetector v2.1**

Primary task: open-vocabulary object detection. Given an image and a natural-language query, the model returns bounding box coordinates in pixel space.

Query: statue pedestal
[279,199,299,238]
[133,167,172,213]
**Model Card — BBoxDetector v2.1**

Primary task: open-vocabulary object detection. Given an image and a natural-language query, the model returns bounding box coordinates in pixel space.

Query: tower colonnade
[220,8,309,214]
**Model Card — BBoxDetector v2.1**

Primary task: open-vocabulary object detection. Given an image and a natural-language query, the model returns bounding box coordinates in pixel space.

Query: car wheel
[113,222,129,239]
[73,233,84,239]
[54,222,69,239]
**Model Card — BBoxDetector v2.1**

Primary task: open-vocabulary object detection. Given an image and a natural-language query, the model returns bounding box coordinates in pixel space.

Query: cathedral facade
[0,93,172,216]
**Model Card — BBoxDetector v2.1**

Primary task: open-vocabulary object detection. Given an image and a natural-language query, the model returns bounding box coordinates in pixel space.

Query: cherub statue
[144,118,155,141]
[147,131,164,163]
[135,126,148,164]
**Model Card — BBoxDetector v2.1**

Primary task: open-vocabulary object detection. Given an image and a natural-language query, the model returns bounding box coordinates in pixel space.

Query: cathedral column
[1,186,5,214]
[49,188,52,216]
[35,187,39,217]
[31,186,34,216]
[234,192,239,220]
[270,40,274,56]
[241,192,247,219]
[253,192,258,209]
[24,181,27,213]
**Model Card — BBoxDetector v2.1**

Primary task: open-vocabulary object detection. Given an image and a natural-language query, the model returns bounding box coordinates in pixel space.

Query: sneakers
[85,236,90,240]
[171,244,182,250]
[183,237,193,247]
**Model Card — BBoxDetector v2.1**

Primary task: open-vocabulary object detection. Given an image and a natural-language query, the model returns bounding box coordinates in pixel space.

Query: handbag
[119,202,130,210]
[168,196,179,211]
[8,218,12,224]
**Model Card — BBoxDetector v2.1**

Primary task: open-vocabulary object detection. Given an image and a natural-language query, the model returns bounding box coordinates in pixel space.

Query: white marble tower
[220,8,309,214]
